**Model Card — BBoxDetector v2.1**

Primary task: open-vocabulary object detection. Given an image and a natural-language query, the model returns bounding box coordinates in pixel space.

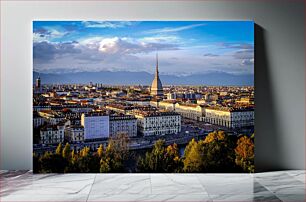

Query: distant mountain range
[33,71,253,86]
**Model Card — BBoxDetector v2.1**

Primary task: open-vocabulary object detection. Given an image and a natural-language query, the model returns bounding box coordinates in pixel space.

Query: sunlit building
[204,107,254,128]
[174,103,205,121]
[134,111,181,136]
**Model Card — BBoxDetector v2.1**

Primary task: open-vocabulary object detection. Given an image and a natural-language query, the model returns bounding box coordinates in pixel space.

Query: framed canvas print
[33,21,254,173]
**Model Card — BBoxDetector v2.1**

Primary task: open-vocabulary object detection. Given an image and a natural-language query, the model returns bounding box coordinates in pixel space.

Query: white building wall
[81,115,109,139]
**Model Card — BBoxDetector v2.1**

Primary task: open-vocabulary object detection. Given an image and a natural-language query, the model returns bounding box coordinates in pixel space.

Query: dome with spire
[150,53,163,97]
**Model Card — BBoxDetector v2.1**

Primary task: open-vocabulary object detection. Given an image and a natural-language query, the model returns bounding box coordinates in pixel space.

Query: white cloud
[143,23,206,34]
[78,36,179,55]
[79,37,104,49]
[99,37,122,53]
[140,36,179,43]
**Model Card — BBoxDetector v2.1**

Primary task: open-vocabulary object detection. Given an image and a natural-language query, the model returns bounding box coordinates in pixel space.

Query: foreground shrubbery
[33,131,254,173]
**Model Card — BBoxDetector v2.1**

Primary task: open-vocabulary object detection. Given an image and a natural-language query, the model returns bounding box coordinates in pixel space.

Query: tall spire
[151,52,163,97]
[156,52,159,74]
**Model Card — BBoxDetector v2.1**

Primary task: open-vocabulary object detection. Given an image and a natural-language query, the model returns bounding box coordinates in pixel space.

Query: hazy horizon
[33,70,254,86]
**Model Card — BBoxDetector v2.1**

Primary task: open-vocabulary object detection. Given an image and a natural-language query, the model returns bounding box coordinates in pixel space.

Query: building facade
[65,125,84,143]
[38,110,65,125]
[151,100,176,111]
[40,125,65,144]
[33,112,45,128]
[109,115,137,137]
[174,103,204,121]
[135,111,181,136]
[81,113,110,140]
[204,108,254,128]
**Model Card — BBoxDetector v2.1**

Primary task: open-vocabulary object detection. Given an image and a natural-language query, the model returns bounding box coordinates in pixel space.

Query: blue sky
[33,21,254,76]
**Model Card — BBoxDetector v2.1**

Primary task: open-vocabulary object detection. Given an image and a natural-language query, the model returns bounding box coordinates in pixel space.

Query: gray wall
[1,0,304,171]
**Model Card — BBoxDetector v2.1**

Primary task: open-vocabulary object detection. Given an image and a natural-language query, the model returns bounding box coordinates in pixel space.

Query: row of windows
[143,125,180,130]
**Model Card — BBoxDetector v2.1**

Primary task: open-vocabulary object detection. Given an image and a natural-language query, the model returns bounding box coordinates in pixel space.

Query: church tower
[36,76,41,89]
[150,53,163,97]
[35,75,42,93]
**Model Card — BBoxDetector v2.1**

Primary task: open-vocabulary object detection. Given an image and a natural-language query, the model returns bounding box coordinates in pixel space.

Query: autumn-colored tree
[62,143,71,159]
[235,135,254,173]
[183,132,238,173]
[203,131,226,143]
[183,139,204,172]
[97,144,104,158]
[164,143,183,172]
[100,158,111,173]
[80,147,90,157]
[55,143,63,155]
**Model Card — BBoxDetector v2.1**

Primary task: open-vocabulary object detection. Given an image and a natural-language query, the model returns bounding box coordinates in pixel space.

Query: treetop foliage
[34,131,254,173]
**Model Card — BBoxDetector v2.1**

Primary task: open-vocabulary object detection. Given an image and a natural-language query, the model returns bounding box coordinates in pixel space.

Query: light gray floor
[0,170,305,202]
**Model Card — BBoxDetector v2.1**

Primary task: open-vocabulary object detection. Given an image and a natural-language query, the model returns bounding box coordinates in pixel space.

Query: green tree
[201,131,237,172]
[149,139,166,172]
[100,158,111,173]
[66,149,79,173]
[137,152,152,172]
[235,135,254,173]
[78,155,100,173]
[40,151,67,173]
[74,146,100,172]
[137,140,182,172]
[100,133,130,173]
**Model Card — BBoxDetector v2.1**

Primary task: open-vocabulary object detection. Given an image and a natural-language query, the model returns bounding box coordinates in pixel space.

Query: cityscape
[33,21,254,173]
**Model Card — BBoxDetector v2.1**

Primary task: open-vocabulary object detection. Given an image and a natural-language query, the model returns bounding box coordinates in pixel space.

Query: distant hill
[33,71,253,86]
